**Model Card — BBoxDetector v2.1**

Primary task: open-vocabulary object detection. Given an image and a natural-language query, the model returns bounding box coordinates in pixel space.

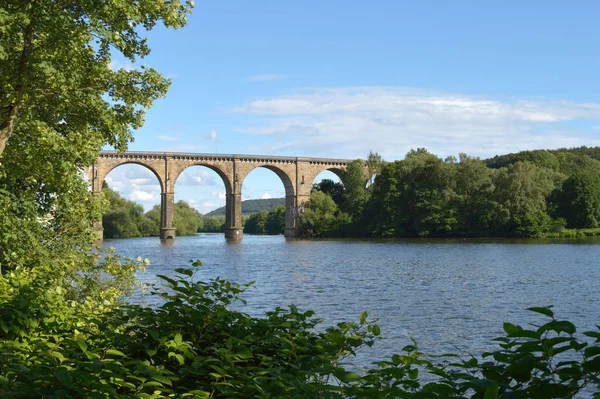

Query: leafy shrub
[2,261,600,398]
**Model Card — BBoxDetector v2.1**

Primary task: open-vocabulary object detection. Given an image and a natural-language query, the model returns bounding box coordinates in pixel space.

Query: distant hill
[204,198,285,217]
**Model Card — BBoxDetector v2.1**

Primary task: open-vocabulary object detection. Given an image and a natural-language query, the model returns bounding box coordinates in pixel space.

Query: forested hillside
[204,197,285,217]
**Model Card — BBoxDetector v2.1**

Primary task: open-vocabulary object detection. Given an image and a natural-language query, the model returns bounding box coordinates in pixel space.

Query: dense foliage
[204,198,285,218]
[306,148,600,238]
[102,185,202,238]
[199,216,226,233]
[243,206,285,235]
[145,201,203,237]
[0,0,192,156]
[0,0,192,271]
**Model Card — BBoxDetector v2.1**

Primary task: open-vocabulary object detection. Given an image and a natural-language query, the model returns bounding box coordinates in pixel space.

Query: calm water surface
[105,234,600,366]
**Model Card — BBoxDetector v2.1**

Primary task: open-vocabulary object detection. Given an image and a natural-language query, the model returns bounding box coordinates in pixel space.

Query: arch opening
[241,166,293,235]
[310,169,345,209]
[174,165,229,235]
[100,161,164,191]
[101,164,163,239]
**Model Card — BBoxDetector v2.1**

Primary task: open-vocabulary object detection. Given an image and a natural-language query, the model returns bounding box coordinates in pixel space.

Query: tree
[0,0,193,157]
[102,184,155,238]
[491,162,555,236]
[173,201,203,235]
[365,149,457,237]
[300,191,351,237]
[0,1,193,272]
[312,179,345,207]
[556,170,600,228]
[201,216,226,233]
[266,205,286,235]
[244,210,268,234]
[340,159,369,221]
[366,150,383,189]
[454,154,496,235]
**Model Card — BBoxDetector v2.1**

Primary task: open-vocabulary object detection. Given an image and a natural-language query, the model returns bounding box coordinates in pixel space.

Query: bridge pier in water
[224,191,243,239]
[88,152,359,242]
[160,190,176,240]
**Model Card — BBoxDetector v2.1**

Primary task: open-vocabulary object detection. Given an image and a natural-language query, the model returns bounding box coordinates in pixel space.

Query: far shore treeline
[103,146,600,239]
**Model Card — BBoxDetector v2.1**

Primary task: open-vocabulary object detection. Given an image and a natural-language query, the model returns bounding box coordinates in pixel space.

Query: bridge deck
[99,150,354,165]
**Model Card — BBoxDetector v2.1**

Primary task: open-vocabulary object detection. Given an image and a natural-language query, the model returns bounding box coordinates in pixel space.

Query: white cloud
[177,169,216,186]
[130,190,156,202]
[232,87,600,159]
[157,135,179,141]
[212,191,227,200]
[130,177,153,185]
[109,60,134,71]
[206,130,218,141]
[261,192,272,199]
[247,74,288,82]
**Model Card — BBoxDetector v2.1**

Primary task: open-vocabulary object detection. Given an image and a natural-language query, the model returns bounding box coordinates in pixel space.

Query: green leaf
[503,322,521,335]
[105,349,126,357]
[372,325,381,336]
[49,351,66,363]
[360,311,368,324]
[152,375,173,386]
[174,333,183,345]
[335,371,363,383]
[527,306,554,318]
[175,268,194,276]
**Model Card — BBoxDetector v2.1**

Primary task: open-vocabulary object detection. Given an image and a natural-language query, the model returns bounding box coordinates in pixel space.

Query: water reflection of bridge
[88,151,356,240]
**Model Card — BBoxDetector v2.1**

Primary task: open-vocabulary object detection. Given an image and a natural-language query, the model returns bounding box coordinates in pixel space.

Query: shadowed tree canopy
[312,178,345,208]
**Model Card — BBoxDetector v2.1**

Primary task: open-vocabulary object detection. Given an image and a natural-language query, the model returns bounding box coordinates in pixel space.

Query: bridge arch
[173,163,233,195]
[309,169,346,207]
[311,168,346,185]
[97,161,165,192]
[238,164,296,235]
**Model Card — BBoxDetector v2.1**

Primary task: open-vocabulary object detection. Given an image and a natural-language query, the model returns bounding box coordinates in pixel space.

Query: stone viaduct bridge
[88,151,359,240]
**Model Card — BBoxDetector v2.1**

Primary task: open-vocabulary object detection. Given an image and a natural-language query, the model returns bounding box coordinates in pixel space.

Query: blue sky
[105,0,600,214]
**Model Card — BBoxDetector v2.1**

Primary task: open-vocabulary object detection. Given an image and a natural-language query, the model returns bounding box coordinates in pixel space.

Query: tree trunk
[0,10,34,159]
[0,106,19,157]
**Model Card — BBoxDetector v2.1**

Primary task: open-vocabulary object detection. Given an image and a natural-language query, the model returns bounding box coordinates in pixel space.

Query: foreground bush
[1,261,600,398]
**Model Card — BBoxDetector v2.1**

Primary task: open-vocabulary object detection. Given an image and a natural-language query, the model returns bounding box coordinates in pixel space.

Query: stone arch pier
[88,151,359,240]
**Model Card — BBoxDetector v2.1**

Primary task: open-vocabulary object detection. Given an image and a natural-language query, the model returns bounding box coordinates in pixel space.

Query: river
[104,234,600,368]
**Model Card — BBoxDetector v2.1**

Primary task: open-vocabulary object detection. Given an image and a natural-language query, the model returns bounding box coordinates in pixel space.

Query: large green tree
[244,210,268,234]
[491,161,556,236]
[0,0,193,271]
[312,178,345,208]
[102,184,155,238]
[340,159,369,220]
[454,154,496,235]
[366,149,457,237]
[300,190,350,237]
[266,205,285,235]
[0,0,192,156]
[556,170,600,228]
